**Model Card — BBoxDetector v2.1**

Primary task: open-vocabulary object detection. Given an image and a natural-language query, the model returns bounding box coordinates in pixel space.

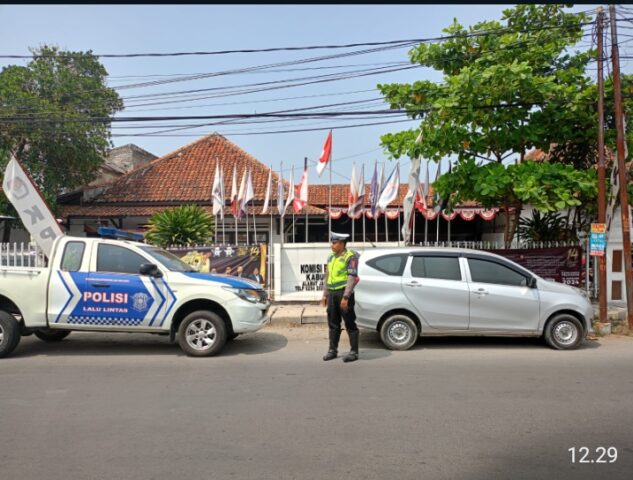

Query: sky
[1,4,627,186]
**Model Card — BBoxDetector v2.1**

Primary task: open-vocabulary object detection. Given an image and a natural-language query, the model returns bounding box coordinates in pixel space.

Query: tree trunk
[504,203,522,248]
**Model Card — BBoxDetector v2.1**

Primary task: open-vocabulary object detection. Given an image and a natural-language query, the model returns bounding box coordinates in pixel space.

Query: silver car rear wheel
[379,314,418,351]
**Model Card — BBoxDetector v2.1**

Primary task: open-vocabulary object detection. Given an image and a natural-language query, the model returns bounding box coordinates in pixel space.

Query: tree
[378,4,597,245]
[145,205,215,248]
[0,45,123,215]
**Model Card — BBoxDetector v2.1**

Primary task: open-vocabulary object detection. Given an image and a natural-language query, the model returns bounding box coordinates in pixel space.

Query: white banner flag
[2,156,64,256]
[262,168,272,215]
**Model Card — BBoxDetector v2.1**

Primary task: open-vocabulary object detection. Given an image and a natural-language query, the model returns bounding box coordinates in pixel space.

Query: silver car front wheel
[544,314,583,350]
[380,314,419,351]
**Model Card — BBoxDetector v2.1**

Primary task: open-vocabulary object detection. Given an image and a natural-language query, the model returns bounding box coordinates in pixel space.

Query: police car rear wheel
[34,328,71,342]
[0,310,21,358]
[178,311,226,357]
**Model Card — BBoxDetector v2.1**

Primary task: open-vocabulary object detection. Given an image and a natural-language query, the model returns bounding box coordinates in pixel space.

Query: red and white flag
[316,130,332,177]
[293,158,309,213]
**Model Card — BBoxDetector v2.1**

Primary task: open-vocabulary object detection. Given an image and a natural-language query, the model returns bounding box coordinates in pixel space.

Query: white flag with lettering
[2,155,64,256]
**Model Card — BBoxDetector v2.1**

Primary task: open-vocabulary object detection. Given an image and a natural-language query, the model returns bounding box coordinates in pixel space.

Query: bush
[145,205,214,247]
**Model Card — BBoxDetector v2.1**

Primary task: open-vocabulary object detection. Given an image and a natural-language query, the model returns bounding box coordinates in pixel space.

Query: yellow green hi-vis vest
[326,250,356,291]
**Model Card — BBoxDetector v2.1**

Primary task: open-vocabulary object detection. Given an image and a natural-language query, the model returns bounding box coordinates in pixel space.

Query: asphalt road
[1,326,632,480]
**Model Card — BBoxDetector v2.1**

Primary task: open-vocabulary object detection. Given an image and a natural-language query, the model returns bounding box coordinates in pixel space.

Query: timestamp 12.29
[568,446,618,464]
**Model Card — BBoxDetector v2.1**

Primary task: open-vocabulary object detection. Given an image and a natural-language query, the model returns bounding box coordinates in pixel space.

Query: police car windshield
[139,246,196,272]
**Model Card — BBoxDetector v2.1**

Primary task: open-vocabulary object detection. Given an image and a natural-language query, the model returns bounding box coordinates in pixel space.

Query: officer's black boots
[343,331,359,362]
[323,350,337,361]
[323,329,340,361]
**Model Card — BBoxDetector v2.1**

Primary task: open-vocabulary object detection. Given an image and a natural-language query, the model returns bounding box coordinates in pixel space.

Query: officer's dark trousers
[326,290,358,352]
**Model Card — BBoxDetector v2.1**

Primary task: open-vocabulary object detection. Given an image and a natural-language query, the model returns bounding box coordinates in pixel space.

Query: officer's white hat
[330,232,350,242]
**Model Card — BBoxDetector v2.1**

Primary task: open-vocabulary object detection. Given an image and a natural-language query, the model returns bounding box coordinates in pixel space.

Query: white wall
[606,205,633,305]
[273,241,399,301]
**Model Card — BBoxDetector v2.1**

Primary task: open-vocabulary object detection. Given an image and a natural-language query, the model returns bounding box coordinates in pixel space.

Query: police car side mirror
[527,277,537,289]
[140,263,163,278]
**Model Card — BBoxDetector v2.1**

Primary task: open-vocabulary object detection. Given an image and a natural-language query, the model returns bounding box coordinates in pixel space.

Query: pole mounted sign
[2,155,64,256]
[590,223,607,257]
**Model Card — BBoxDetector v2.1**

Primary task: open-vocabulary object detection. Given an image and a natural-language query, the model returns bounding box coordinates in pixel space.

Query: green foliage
[517,211,568,242]
[377,5,607,244]
[0,45,123,215]
[434,159,597,213]
[378,4,592,163]
[145,205,215,248]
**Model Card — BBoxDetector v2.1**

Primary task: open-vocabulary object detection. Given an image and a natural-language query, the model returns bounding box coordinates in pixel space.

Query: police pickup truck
[0,231,270,358]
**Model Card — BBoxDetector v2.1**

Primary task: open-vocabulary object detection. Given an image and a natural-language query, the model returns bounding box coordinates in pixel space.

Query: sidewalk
[267,303,326,327]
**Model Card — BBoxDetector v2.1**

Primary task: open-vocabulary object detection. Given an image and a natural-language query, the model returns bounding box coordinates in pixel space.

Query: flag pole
[374,213,378,243]
[280,161,284,246]
[304,157,309,243]
[245,206,249,245]
[253,208,257,245]
[424,215,428,244]
[352,216,355,243]
[397,207,401,247]
[436,214,440,244]
[329,138,332,236]
[362,199,366,245]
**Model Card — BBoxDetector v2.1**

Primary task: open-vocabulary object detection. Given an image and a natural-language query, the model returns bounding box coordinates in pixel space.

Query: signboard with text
[590,223,607,257]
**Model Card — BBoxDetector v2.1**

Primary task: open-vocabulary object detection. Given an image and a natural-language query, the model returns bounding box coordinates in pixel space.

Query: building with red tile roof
[60,132,500,243]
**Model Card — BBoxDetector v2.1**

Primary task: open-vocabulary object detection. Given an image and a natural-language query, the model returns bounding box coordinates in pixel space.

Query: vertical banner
[2,156,64,256]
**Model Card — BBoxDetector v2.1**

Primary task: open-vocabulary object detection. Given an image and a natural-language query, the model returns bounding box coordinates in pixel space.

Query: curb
[267,304,327,326]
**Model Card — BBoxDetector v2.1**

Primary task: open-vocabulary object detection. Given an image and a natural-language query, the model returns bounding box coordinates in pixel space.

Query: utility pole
[609,4,633,329]
[597,7,607,323]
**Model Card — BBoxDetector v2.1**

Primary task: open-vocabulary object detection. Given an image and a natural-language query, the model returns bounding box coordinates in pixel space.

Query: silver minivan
[355,248,593,350]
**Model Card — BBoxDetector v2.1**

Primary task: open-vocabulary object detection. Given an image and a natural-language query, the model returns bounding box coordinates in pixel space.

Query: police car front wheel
[178,311,227,357]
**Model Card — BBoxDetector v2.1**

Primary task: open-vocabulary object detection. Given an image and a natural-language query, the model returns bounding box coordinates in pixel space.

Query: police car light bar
[97,227,144,242]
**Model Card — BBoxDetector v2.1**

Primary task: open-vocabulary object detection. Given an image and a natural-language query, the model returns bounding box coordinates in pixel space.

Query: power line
[0,16,602,59]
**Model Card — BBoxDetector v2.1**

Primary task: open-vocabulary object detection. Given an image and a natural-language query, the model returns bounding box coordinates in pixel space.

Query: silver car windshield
[139,246,195,272]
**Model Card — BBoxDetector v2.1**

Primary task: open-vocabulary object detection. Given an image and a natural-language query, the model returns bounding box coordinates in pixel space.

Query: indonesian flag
[261,167,272,215]
[230,165,239,218]
[316,130,332,177]
[293,158,309,213]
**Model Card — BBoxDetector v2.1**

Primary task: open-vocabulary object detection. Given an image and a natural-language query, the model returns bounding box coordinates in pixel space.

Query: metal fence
[415,240,581,250]
[0,242,47,268]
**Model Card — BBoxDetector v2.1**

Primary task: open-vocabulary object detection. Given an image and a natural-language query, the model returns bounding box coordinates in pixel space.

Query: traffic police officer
[320,232,360,362]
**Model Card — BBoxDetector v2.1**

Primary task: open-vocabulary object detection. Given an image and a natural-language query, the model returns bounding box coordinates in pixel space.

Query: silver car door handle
[472,289,488,295]
[405,281,422,287]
